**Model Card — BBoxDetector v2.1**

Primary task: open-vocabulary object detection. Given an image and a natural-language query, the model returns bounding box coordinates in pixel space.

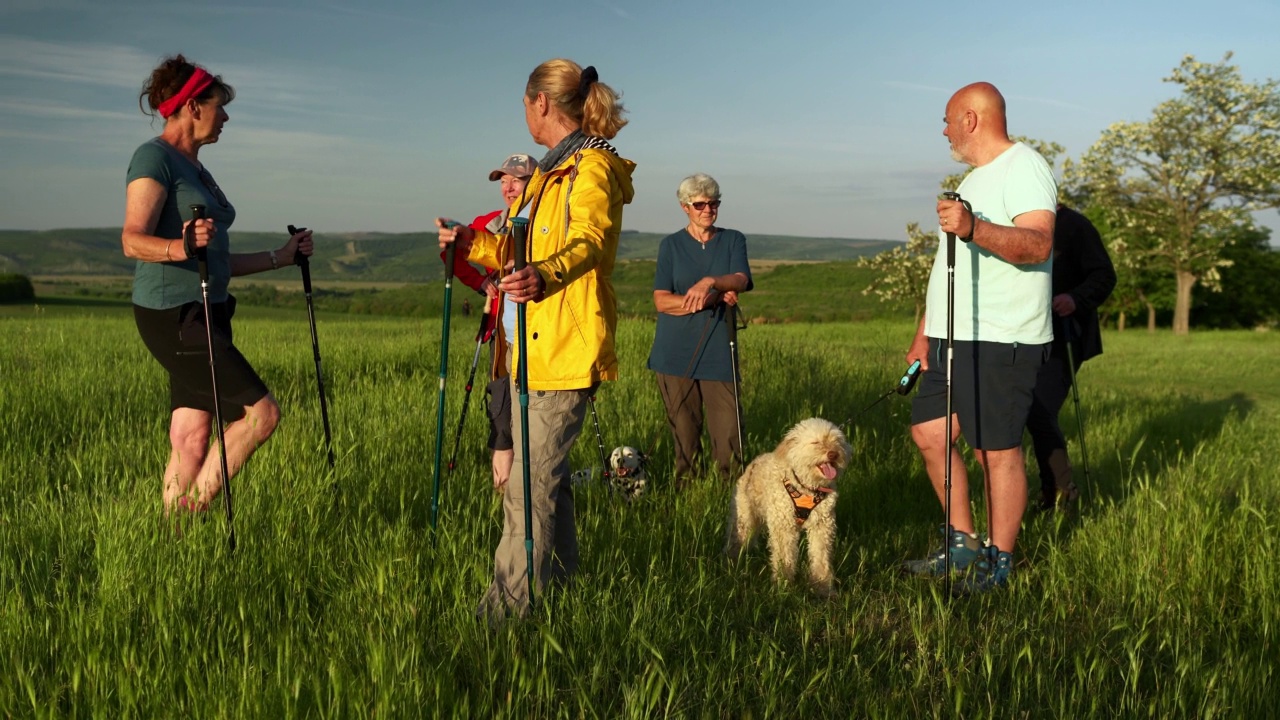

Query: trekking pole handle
[288,225,309,269]
[941,192,974,244]
[441,221,460,282]
[189,204,208,281]
[510,217,529,272]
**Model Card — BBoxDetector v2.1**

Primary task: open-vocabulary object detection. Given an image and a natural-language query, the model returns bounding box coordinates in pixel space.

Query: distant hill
[0,228,900,282]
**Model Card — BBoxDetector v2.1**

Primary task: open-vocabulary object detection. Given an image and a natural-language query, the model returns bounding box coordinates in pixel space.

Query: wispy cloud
[1009,94,1092,112]
[881,80,952,95]
[0,36,155,88]
[591,0,632,20]
[0,99,134,121]
[0,0,89,14]
[318,1,425,24]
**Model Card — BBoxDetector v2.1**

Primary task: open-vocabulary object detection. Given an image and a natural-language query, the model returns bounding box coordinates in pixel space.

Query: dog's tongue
[820,463,837,480]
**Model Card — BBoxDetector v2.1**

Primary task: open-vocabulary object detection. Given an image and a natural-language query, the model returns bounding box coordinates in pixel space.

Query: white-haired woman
[647,173,752,486]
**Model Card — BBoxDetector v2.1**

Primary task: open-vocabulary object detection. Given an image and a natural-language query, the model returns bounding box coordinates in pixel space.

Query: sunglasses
[198,168,230,209]
[688,200,721,211]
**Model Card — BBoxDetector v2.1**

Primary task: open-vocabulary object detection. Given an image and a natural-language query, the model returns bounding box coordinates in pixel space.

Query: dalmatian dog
[606,445,648,501]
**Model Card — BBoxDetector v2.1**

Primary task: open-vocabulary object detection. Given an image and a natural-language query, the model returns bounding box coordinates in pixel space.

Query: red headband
[157,68,214,119]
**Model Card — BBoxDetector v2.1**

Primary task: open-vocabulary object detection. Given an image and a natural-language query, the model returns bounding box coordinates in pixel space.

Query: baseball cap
[488,153,538,181]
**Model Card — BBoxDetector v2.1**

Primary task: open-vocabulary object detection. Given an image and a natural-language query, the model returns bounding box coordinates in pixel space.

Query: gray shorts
[910,338,1048,450]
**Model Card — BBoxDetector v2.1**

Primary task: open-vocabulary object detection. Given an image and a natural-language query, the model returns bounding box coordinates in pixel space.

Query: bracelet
[165,240,173,262]
[270,249,279,270]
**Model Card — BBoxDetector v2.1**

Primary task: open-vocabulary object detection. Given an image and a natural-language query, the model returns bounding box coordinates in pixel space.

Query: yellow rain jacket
[467,147,636,391]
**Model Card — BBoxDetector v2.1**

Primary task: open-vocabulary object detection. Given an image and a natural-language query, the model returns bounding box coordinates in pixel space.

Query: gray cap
[488,153,538,181]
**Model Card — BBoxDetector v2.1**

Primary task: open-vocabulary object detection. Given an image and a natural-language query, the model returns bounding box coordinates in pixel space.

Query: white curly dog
[724,418,852,596]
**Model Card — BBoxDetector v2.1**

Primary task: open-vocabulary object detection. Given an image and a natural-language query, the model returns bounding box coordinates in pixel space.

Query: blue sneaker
[954,545,1013,595]
[902,525,982,576]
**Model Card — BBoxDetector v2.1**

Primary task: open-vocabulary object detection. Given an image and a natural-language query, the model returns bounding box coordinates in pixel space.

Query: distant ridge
[0,228,900,282]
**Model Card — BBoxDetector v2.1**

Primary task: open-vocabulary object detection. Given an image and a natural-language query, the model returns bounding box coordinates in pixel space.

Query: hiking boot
[953,545,1013,596]
[1037,448,1080,512]
[902,525,982,577]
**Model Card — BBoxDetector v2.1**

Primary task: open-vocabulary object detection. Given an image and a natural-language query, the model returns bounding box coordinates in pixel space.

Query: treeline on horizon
[0,227,897,284]
[7,244,1277,330]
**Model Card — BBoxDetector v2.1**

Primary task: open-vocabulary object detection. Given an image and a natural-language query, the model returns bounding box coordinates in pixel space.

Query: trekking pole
[940,191,972,595]
[288,225,334,471]
[430,221,459,531]
[726,303,745,471]
[192,204,236,553]
[587,387,612,483]
[1061,316,1093,502]
[447,295,498,474]
[509,216,536,609]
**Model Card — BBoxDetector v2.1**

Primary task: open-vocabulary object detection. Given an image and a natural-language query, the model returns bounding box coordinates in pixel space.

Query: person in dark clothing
[1027,203,1116,510]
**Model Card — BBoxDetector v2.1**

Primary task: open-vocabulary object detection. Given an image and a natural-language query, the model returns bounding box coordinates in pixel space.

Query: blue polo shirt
[127,138,236,309]
[646,228,752,382]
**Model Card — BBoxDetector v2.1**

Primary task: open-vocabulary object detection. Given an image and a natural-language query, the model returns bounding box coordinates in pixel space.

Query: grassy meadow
[2,300,1279,717]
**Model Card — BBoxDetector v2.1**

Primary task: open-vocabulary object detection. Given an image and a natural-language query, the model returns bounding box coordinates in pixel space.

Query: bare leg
[975,446,1028,553]
[164,408,212,511]
[911,414,972,533]
[195,394,281,504]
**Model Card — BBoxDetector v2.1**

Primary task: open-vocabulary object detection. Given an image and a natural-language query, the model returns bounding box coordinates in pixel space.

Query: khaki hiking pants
[477,381,588,620]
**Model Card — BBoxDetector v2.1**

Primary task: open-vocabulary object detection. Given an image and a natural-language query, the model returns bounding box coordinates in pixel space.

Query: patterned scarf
[538,129,618,173]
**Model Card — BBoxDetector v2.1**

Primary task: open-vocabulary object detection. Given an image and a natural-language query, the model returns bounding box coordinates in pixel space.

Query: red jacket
[439,210,502,292]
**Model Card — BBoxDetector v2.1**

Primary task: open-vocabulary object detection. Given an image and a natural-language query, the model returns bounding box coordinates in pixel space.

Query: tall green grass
[2,307,1278,718]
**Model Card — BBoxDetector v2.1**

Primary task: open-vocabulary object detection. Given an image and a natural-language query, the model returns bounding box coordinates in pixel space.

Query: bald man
[902,82,1057,594]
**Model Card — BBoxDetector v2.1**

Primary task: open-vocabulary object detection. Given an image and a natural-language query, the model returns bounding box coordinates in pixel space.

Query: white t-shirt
[923,142,1057,344]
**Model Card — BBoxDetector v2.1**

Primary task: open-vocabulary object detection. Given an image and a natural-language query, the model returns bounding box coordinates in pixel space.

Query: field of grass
[12,260,914,324]
[2,303,1278,717]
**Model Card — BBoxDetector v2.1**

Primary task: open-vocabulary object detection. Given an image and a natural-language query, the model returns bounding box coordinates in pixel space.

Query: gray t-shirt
[647,228,752,382]
[127,138,236,309]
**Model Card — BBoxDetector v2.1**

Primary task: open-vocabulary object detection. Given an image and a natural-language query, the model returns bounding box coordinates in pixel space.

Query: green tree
[1074,202,1172,332]
[1192,224,1280,328]
[1065,53,1280,335]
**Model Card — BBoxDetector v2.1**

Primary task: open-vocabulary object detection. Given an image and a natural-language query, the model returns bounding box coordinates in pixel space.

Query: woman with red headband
[122,54,314,519]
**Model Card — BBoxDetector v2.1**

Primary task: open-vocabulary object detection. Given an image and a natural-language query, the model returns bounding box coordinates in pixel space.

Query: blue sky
[2,0,1279,243]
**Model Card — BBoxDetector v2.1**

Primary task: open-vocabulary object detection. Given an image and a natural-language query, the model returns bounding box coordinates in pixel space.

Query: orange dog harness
[784,480,833,526]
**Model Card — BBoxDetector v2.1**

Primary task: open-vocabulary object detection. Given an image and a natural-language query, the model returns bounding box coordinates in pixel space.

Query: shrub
[0,274,35,303]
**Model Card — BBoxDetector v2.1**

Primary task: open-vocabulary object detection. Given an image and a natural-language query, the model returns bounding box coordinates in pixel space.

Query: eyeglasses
[688,200,721,211]
[198,168,230,209]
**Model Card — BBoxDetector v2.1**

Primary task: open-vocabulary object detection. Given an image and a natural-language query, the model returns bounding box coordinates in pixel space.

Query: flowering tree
[1065,53,1280,334]
[857,223,935,324]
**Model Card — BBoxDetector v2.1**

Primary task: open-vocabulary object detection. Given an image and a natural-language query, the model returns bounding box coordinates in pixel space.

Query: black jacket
[1053,205,1117,363]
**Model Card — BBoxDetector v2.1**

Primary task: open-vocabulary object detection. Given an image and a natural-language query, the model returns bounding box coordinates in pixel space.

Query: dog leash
[841,360,922,433]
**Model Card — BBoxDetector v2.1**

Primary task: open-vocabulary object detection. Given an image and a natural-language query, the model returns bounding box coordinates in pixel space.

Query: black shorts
[485,376,513,451]
[133,298,269,423]
[910,338,1047,450]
